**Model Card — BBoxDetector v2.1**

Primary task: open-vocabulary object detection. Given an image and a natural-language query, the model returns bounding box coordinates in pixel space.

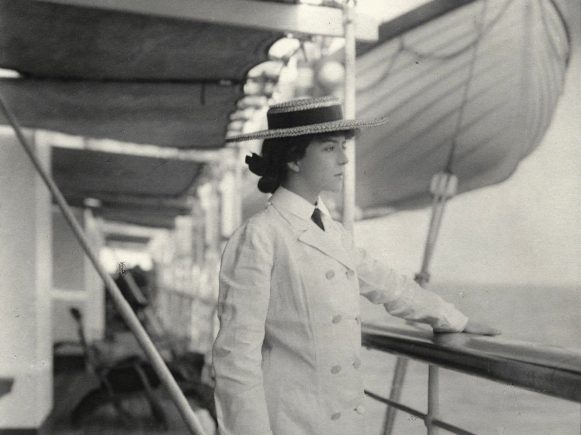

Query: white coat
[212,187,468,435]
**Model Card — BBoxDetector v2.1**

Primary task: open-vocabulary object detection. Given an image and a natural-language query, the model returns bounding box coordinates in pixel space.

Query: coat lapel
[269,188,356,271]
[297,225,355,271]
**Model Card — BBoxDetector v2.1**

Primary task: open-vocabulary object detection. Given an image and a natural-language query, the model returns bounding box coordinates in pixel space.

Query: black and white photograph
[0,1,579,434]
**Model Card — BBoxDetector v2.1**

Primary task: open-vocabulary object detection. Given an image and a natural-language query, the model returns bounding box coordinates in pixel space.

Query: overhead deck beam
[64,191,193,212]
[362,0,479,51]
[102,221,166,240]
[34,130,228,163]
[357,0,480,55]
[38,0,378,41]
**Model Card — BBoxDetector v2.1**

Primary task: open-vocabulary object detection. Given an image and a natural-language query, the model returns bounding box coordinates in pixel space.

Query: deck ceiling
[53,148,203,198]
[0,0,282,226]
[96,208,182,230]
[0,1,280,148]
[0,1,279,81]
[0,79,240,148]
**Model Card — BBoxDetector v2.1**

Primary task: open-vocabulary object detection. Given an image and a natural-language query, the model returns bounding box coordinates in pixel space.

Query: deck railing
[362,323,581,435]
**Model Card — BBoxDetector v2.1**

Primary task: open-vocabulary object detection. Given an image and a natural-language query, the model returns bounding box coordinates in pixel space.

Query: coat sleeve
[212,220,274,435]
[349,238,468,332]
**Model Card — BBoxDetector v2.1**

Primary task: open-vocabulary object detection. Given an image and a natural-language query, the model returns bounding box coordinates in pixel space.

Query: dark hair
[251,130,356,193]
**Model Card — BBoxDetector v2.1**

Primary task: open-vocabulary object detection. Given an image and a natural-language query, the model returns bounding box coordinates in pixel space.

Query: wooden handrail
[362,323,581,403]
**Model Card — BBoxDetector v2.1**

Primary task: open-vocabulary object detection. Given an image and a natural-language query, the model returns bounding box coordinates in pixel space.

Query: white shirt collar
[270,186,331,221]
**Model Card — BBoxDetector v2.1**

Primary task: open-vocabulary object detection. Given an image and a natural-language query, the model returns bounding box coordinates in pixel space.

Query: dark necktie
[311,207,325,231]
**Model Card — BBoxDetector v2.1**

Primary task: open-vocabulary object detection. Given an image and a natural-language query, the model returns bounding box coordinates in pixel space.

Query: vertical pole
[342,0,356,231]
[0,129,52,429]
[381,358,407,434]
[383,173,456,435]
[427,365,440,435]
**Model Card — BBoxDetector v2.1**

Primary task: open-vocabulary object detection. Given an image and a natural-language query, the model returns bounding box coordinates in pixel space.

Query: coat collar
[270,187,354,270]
[270,187,329,224]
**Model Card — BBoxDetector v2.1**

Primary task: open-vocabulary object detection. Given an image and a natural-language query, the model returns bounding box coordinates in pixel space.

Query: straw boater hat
[225,96,386,142]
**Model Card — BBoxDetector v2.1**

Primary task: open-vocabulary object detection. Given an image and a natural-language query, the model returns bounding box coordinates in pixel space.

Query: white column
[0,130,53,429]
[83,209,105,340]
[51,206,105,343]
[342,0,357,232]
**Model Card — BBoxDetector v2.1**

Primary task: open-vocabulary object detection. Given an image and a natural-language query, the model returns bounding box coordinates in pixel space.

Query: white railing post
[427,365,440,435]
[342,0,356,232]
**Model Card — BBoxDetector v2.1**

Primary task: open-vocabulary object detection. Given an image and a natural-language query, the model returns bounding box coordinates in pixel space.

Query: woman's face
[295,134,349,194]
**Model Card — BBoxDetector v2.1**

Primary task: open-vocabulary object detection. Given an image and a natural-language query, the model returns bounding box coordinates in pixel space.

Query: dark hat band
[267,104,343,130]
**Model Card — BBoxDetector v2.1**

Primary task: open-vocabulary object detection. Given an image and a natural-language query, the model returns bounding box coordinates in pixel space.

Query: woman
[212,97,498,435]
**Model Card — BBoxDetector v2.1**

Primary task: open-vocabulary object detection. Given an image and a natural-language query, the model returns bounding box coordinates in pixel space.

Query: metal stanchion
[342,0,356,231]
[383,172,457,435]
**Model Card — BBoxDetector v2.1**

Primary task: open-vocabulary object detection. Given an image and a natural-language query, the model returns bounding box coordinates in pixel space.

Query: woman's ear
[287,161,300,173]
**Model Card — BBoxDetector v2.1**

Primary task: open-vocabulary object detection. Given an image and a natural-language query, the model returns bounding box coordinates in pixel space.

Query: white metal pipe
[382,357,407,434]
[342,0,356,232]
[427,365,440,435]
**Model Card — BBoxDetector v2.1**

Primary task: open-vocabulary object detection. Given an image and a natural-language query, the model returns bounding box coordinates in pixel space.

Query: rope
[383,6,489,433]
[0,95,207,435]
[445,0,489,173]
[358,40,404,93]
[537,0,569,65]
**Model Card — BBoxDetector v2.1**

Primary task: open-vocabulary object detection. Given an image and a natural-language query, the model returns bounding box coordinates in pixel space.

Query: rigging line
[362,77,512,168]
[357,37,510,119]
[445,0,489,173]
[528,42,557,150]
[547,0,573,63]
[402,0,515,61]
[537,0,569,65]
[357,39,404,93]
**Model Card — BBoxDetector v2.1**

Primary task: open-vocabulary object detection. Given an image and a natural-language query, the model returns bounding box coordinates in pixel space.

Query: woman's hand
[463,320,501,336]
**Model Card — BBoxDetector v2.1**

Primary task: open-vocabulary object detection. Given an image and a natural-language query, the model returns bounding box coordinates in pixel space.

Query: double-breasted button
[332,314,342,324]
[331,412,341,420]
[345,269,355,279]
[355,405,366,415]
[353,357,362,369]
[355,316,361,324]
[325,270,335,280]
[330,365,342,374]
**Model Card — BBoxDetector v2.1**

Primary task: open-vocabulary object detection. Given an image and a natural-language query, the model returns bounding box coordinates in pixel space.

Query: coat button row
[353,357,362,369]
[326,269,356,280]
[331,406,364,421]
[330,365,342,374]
